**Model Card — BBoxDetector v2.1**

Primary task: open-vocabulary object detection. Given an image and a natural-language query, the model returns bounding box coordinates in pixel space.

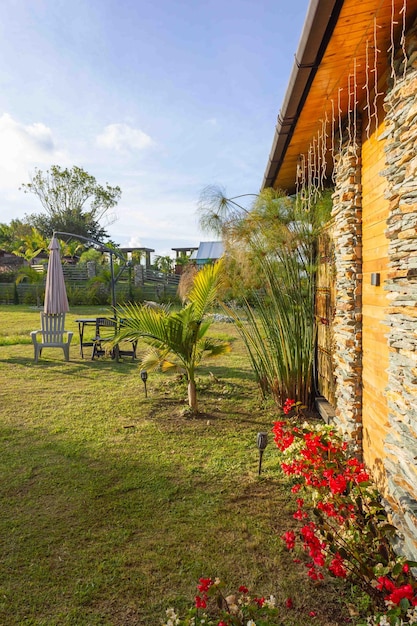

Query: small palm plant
[15,264,45,307]
[115,259,230,413]
[13,228,48,307]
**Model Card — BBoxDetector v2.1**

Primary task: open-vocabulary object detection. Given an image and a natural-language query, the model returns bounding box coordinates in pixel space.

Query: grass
[0,305,355,625]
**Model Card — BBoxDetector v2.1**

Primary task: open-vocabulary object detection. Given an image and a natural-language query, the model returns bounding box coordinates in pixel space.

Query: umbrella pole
[110,251,116,312]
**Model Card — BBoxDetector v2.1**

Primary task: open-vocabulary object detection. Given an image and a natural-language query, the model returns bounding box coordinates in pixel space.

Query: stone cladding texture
[380,18,417,560]
[331,123,363,454]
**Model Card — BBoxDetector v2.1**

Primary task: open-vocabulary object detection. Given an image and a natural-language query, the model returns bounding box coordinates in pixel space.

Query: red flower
[328,474,347,494]
[272,421,295,451]
[282,530,296,550]
[283,398,296,414]
[197,577,213,593]
[195,595,207,609]
[293,508,307,520]
[254,596,265,607]
[309,611,317,617]
[377,576,395,592]
[329,553,347,578]
[238,585,248,593]
[386,584,415,605]
[285,597,294,608]
[306,562,324,580]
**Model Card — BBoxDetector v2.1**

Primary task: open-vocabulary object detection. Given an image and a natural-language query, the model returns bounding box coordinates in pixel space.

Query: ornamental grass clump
[163,577,279,626]
[198,185,333,410]
[273,414,417,625]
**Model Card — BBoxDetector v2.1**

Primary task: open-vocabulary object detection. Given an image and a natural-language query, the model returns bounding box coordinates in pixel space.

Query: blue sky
[0,0,309,257]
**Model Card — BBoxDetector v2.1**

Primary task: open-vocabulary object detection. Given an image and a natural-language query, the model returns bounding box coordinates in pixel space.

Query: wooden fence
[0,266,180,305]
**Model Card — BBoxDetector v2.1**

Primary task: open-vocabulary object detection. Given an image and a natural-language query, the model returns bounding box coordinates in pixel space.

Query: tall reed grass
[199,186,332,409]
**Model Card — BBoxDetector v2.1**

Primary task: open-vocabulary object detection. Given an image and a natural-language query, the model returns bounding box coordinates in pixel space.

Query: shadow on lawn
[0,383,352,626]
[0,354,139,375]
[200,363,255,382]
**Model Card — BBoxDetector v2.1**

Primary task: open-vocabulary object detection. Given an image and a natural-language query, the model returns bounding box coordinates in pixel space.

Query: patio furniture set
[31,313,137,362]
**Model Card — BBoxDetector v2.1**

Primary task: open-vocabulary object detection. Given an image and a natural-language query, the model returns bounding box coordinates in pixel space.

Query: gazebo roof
[119,247,154,253]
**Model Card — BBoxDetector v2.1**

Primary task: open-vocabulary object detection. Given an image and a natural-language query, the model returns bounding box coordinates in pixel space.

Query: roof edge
[261,0,345,190]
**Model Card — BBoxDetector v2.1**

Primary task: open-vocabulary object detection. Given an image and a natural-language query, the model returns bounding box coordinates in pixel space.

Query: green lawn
[0,305,353,625]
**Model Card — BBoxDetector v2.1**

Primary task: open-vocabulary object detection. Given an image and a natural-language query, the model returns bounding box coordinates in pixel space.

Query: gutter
[261,0,345,190]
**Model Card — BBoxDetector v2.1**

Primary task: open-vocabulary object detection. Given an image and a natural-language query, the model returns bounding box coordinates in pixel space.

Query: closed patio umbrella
[44,235,69,314]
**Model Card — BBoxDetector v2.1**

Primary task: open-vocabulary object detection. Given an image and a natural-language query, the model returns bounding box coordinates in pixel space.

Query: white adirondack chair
[31,313,73,363]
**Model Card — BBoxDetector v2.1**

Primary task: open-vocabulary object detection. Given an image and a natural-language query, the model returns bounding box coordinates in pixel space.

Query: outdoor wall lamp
[140,370,148,398]
[257,432,268,475]
[371,272,380,286]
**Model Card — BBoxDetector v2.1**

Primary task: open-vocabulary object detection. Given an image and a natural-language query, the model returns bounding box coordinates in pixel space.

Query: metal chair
[116,318,138,361]
[91,317,117,360]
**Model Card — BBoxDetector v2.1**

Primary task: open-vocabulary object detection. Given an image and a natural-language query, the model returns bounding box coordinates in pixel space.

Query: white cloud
[126,235,144,248]
[0,113,66,195]
[96,123,154,153]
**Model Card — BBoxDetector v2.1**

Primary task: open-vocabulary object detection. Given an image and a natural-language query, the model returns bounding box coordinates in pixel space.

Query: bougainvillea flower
[283,398,296,414]
[197,577,213,593]
[195,595,207,609]
[282,530,296,550]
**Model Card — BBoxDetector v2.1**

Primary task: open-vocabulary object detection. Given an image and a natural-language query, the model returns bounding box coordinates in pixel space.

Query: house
[262,0,417,559]
[190,241,224,267]
[0,249,22,272]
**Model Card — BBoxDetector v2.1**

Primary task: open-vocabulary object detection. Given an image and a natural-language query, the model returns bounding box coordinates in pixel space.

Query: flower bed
[274,405,417,625]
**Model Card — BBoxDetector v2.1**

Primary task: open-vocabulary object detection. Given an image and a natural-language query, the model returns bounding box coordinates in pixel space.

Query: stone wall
[380,18,417,560]
[330,122,363,453]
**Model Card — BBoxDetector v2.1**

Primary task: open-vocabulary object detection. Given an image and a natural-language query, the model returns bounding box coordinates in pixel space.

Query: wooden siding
[361,117,390,483]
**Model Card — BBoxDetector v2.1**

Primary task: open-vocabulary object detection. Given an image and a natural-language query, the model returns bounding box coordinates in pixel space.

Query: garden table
[75,317,137,361]
[75,318,97,358]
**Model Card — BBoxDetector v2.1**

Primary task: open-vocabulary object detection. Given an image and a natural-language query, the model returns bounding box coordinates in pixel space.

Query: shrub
[273,415,417,625]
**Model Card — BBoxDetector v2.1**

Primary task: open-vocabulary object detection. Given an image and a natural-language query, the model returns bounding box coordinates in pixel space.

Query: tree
[153,254,173,275]
[115,260,230,413]
[0,219,34,253]
[59,238,84,262]
[21,165,121,241]
[12,227,48,262]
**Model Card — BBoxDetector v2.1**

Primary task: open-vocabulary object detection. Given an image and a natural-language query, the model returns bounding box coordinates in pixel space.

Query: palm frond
[186,259,225,317]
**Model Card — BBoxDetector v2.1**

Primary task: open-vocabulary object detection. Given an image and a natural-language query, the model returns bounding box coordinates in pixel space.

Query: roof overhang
[262,0,417,193]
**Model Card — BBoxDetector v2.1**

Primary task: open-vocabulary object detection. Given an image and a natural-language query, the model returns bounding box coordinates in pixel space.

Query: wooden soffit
[262,0,417,194]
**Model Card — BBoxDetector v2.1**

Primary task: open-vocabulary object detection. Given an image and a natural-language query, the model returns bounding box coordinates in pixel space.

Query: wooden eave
[262,0,417,194]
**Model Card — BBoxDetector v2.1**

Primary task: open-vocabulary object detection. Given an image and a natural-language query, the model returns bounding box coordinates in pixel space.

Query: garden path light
[257,432,268,475]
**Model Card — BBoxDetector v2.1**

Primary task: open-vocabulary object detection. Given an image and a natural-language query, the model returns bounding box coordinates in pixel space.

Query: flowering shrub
[163,577,279,626]
[273,414,417,625]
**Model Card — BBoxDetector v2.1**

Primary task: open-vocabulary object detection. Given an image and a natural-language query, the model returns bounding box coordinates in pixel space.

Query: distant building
[190,241,224,267]
[119,247,154,269]
[171,246,199,274]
